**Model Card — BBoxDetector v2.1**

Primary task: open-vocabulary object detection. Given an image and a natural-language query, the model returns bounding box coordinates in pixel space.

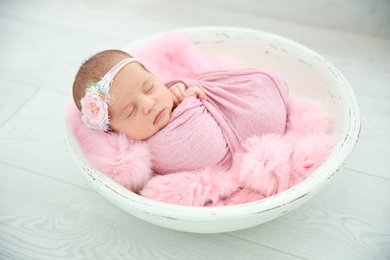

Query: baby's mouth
[153,108,166,124]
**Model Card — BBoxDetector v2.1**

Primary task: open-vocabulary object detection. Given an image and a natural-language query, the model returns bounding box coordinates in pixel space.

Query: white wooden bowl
[66,27,360,233]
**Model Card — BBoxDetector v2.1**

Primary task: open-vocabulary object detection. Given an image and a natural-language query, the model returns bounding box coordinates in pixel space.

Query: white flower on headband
[80,81,113,131]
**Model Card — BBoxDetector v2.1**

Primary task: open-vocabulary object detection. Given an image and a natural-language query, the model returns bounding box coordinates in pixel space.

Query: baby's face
[108,62,174,140]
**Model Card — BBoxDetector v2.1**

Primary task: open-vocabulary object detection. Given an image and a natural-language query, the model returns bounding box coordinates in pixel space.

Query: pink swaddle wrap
[146,69,289,174]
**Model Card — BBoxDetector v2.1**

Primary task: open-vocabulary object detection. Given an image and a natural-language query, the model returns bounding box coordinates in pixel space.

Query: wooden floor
[1,0,389,259]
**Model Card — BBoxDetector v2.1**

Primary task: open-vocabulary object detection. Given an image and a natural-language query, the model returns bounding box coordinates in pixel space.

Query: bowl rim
[66,26,361,222]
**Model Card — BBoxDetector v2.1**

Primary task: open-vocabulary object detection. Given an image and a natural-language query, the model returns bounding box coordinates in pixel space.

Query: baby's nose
[143,98,155,114]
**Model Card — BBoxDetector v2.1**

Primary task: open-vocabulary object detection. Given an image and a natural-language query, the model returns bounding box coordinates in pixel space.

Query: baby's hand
[170,83,207,106]
[183,87,207,101]
[170,82,186,106]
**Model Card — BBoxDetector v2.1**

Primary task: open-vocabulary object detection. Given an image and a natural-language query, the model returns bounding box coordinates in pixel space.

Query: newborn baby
[73,50,288,174]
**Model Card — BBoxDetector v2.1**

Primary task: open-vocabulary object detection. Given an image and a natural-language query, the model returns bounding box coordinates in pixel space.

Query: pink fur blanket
[66,34,335,206]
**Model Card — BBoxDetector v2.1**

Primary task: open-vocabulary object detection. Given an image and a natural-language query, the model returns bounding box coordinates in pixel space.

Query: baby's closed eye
[125,106,135,119]
[146,83,154,93]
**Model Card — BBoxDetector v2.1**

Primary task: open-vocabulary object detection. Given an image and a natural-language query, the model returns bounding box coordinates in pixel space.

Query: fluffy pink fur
[141,167,239,206]
[233,96,335,197]
[237,134,293,197]
[135,33,239,82]
[67,33,335,206]
[66,103,152,192]
[286,96,332,135]
[288,134,335,186]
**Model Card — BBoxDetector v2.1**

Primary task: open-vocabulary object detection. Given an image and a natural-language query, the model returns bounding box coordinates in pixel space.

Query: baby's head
[73,50,174,140]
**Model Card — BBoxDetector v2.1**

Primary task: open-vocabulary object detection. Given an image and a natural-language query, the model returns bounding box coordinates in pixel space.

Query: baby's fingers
[170,83,187,99]
[184,87,207,100]
[196,89,207,100]
[175,83,186,94]
[171,93,181,106]
[170,86,182,98]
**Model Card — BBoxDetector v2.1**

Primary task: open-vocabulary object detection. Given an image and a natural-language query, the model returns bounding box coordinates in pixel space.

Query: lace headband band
[80,57,140,131]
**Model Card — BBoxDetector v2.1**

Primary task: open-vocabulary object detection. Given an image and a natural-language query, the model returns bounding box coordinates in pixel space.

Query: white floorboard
[1,164,301,260]
[0,0,389,259]
[231,169,390,259]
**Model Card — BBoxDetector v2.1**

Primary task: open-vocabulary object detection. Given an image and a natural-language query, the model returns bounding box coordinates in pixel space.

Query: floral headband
[80,58,139,131]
